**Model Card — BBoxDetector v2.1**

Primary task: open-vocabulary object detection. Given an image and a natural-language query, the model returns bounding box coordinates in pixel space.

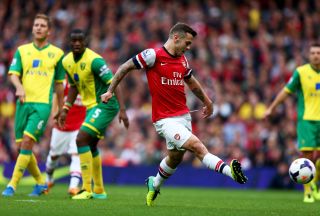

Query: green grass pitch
[0,184,319,216]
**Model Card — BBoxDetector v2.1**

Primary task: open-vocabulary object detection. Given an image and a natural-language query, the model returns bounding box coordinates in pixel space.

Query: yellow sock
[304,183,312,195]
[315,159,320,183]
[92,151,104,194]
[8,150,32,189]
[27,153,44,185]
[78,146,92,192]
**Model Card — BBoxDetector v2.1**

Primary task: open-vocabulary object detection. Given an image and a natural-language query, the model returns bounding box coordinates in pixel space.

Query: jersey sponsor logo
[11,58,17,66]
[32,59,41,68]
[161,72,183,86]
[160,62,167,66]
[25,70,48,76]
[48,52,55,58]
[80,62,86,70]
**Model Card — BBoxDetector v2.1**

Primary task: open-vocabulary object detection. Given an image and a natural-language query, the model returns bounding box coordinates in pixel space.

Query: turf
[0,184,319,216]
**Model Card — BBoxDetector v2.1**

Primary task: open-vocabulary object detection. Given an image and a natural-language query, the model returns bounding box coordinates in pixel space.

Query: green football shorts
[297,120,320,151]
[81,101,119,139]
[14,101,51,142]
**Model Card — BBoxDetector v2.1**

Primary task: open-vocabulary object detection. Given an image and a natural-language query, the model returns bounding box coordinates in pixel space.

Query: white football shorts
[48,128,79,156]
[153,113,192,151]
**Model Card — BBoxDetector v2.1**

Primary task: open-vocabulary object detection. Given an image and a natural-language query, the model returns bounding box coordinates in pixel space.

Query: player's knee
[21,136,35,150]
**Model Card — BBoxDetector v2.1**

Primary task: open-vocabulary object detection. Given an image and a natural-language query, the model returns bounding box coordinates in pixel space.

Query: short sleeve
[91,58,113,84]
[285,70,300,93]
[132,48,156,69]
[8,50,23,76]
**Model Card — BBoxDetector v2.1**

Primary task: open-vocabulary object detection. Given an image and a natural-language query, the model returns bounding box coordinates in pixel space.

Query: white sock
[45,155,59,182]
[202,153,232,178]
[153,157,177,190]
[69,155,81,189]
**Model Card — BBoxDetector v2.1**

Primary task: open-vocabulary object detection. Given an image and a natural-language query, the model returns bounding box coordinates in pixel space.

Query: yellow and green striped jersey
[8,43,65,104]
[62,48,115,109]
[285,63,320,120]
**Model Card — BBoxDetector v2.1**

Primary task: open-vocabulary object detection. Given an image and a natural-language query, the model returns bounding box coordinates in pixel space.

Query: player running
[101,22,248,206]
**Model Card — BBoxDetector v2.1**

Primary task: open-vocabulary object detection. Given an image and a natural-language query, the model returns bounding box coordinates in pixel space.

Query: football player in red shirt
[101,22,248,206]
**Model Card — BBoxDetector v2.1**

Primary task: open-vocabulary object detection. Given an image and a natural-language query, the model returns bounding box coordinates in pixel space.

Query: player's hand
[57,109,68,128]
[119,109,129,129]
[264,107,273,119]
[16,87,26,103]
[202,102,213,118]
[101,91,113,103]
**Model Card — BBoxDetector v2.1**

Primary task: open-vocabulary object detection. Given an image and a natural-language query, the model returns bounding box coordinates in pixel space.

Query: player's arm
[8,49,25,103]
[264,70,299,118]
[184,75,213,118]
[101,59,137,103]
[54,55,66,111]
[101,48,156,103]
[114,85,129,129]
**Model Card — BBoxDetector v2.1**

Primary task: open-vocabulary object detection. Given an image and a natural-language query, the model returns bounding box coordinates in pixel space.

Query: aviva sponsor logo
[26,70,48,76]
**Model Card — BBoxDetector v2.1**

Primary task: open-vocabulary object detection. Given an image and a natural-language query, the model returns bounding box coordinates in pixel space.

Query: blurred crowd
[0,0,319,174]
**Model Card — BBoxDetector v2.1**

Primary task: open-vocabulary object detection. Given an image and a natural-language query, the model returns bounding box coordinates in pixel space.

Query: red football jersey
[55,81,86,131]
[132,47,192,122]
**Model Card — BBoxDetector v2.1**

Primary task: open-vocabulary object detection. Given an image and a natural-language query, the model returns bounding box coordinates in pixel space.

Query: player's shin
[92,150,104,194]
[153,157,177,190]
[202,153,232,177]
[78,146,93,192]
[27,153,45,185]
[69,154,81,190]
[8,150,32,189]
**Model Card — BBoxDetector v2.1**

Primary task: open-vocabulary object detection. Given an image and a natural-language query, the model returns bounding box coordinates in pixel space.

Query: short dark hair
[34,13,52,29]
[169,22,197,38]
[70,29,87,38]
[310,43,320,48]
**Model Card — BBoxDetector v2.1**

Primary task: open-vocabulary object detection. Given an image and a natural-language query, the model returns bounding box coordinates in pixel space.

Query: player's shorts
[48,128,78,156]
[297,120,320,151]
[153,113,192,151]
[14,101,51,142]
[81,102,119,139]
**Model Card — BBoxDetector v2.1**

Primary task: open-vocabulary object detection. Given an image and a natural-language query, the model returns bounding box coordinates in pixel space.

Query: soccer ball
[289,158,315,184]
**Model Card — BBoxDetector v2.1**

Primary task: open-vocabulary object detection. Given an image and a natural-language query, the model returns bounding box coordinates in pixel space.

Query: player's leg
[45,155,59,188]
[90,144,107,199]
[298,120,316,202]
[301,151,315,203]
[146,150,184,206]
[68,154,81,195]
[66,130,82,196]
[312,151,320,200]
[76,103,118,200]
[72,130,93,200]
[182,134,247,184]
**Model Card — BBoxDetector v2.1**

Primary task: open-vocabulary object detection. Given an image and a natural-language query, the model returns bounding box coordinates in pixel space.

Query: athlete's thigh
[14,101,29,142]
[154,114,192,151]
[66,130,79,154]
[49,128,75,155]
[81,103,119,139]
[25,104,51,142]
[297,120,317,151]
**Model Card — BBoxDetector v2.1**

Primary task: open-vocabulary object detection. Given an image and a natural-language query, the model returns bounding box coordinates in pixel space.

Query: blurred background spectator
[0,0,317,175]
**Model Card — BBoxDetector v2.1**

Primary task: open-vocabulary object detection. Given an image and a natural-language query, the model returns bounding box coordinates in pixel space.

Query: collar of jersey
[310,64,320,73]
[73,48,86,63]
[32,42,50,51]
